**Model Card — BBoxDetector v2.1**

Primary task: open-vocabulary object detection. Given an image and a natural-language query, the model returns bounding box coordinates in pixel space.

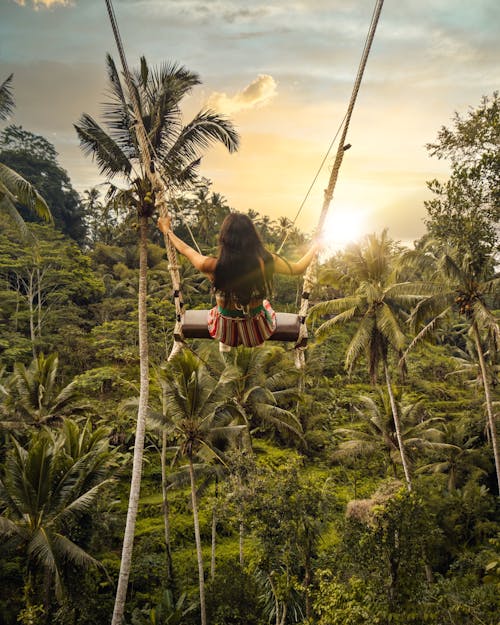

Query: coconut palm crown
[74,55,239,211]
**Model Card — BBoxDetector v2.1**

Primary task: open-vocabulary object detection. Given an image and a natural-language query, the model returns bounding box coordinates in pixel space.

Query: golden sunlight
[320,207,366,252]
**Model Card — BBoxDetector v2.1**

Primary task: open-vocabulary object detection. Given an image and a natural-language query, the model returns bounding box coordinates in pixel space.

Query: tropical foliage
[0,72,499,625]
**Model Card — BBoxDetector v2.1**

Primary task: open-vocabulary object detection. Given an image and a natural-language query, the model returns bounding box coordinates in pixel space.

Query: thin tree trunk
[111,215,150,625]
[161,430,173,583]
[304,546,312,620]
[28,270,36,359]
[268,575,280,625]
[239,520,244,568]
[211,507,216,581]
[189,456,207,625]
[36,266,42,338]
[15,274,20,331]
[384,361,412,491]
[211,476,218,581]
[280,603,287,625]
[472,322,500,494]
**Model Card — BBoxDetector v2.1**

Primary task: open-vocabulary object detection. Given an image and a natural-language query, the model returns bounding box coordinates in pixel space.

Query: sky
[1,0,499,248]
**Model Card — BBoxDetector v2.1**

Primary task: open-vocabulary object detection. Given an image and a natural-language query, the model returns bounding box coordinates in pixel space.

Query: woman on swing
[158,212,319,351]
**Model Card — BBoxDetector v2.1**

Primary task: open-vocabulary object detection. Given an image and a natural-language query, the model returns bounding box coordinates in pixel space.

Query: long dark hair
[213,213,274,306]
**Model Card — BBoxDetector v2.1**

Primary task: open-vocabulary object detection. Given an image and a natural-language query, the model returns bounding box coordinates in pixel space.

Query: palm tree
[0,353,85,430]
[75,54,239,625]
[153,350,242,625]
[217,345,302,567]
[0,74,51,230]
[223,346,303,450]
[0,420,118,618]
[333,388,444,480]
[310,231,424,491]
[417,421,484,491]
[402,245,500,493]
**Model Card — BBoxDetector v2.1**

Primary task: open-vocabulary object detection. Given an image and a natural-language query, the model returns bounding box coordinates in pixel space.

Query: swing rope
[104,0,185,357]
[294,0,385,369]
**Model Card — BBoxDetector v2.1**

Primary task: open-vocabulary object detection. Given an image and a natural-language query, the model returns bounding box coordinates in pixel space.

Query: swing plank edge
[181,309,302,342]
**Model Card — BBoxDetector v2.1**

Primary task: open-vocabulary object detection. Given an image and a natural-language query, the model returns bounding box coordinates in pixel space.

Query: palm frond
[408,294,453,331]
[0,74,14,120]
[378,303,406,351]
[0,514,23,537]
[164,109,239,167]
[102,53,135,146]
[253,403,303,440]
[402,306,452,363]
[472,301,500,342]
[437,252,467,283]
[74,114,133,178]
[28,527,57,574]
[0,194,29,236]
[51,531,100,569]
[344,316,372,373]
[310,297,360,321]
[0,162,51,222]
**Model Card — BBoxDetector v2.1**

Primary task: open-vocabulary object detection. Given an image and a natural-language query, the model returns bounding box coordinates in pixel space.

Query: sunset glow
[1,0,498,246]
[320,208,366,252]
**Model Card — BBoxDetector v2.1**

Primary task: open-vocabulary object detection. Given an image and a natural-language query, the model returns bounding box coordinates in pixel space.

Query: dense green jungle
[0,70,499,625]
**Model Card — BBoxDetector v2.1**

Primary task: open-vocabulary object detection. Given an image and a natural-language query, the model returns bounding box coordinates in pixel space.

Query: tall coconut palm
[0,420,118,617]
[0,75,51,230]
[333,388,444,480]
[310,231,424,491]
[154,350,243,625]
[402,245,500,493]
[75,55,238,625]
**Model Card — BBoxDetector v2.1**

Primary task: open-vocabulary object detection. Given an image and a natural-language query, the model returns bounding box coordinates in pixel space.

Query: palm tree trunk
[268,575,280,625]
[111,215,150,625]
[211,476,218,581]
[472,322,500,494]
[36,266,42,338]
[28,270,36,359]
[189,455,207,625]
[211,507,217,582]
[161,430,174,583]
[14,274,20,331]
[239,520,244,567]
[384,361,412,491]
[304,546,312,620]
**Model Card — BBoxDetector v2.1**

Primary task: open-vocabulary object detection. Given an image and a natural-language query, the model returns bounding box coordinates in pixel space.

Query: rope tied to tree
[104,0,185,353]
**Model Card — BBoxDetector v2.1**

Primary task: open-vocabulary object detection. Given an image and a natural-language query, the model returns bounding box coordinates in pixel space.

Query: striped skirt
[207,299,277,347]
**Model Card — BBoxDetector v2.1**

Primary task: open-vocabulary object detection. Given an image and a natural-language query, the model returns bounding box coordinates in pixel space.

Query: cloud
[206,74,278,114]
[13,0,72,8]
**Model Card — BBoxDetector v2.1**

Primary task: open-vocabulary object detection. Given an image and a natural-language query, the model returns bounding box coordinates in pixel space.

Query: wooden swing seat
[180,309,303,343]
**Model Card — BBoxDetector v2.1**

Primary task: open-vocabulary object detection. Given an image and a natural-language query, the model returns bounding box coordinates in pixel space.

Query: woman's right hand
[158,215,171,234]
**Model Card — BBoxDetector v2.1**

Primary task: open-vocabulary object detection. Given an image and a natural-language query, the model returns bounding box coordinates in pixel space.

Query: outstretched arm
[158,216,216,276]
[272,240,320,275]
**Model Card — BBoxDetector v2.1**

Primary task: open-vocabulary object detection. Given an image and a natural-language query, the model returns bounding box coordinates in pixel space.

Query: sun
[320,208,365,252]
